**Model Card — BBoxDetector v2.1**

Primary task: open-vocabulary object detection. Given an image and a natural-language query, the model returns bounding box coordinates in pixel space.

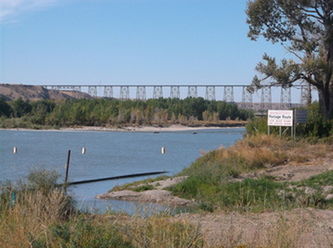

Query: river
[0,128,244,214]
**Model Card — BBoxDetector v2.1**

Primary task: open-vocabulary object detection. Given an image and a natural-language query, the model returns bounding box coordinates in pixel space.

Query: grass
[132,185,155,192]
[294,170,333,188]
[169,135,333,212]
[179,135,293,181]
[111,176,169,192]
[170,173,333,212]
[0,171,204,248]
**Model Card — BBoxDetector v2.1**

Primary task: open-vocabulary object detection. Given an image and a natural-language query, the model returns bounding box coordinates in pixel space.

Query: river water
[0,128,244,214]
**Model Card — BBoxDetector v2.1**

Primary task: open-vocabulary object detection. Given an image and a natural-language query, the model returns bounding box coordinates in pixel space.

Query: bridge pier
[153,86,163,99]
[187,86,198,98]
[88,86,97,97]
[224,86,234,102]
[280,87,291,109]
[261,87,272,110]
[205,86,215,100]
[120,86,130,99]
[103,86,113,98]
[170,86,180,98]
[241,86,253,109]
[73,86,81,92]
[300,84,311,105]
[136,86,146,100]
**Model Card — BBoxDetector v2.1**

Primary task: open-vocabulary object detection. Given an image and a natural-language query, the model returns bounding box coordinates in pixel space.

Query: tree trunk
[318,86,333,120]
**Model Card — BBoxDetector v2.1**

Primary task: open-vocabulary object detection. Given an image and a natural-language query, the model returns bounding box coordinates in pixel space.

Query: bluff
[0,84,91,101]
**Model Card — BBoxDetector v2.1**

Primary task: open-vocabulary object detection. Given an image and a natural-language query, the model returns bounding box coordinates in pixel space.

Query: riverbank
[97,176,193,207]
[0,123,245,132]
[99,135,333,210]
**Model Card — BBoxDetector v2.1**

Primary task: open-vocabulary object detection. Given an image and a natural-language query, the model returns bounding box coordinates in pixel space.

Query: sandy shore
[0,124,244,133]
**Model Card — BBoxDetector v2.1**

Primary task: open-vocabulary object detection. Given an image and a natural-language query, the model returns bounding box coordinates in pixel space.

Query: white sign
[268,110,293,127]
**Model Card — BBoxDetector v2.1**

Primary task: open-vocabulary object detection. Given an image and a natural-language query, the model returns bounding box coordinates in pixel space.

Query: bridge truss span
[42,84,314,111]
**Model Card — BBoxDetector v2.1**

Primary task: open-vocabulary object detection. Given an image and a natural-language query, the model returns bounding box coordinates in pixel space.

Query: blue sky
[0,0,288,85]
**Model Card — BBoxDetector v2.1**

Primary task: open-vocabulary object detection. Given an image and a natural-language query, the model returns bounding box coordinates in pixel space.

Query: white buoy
[161,147,166,154]
[81,147,86,154]
[12,147,17,154]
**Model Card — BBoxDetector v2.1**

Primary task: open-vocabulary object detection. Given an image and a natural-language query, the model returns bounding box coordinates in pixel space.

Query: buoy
[12,147,17,154]
[161,147,166,154]
[81,147,86,154]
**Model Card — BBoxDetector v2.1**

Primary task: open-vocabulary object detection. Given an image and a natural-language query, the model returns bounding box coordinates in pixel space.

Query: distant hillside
[0,84,92,101]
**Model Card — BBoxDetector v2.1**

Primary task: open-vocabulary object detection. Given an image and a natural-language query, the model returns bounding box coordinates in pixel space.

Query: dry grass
[0,189,73,248]
[1,186,332,248]
[217,135,333,169]
[0,187,204,248]
[181,208,333,248]
[122,216,204,248]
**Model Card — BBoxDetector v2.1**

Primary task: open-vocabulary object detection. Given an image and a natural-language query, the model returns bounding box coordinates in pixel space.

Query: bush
[27,169,59,193]
[35,220,133,248]
[246,103,333,138]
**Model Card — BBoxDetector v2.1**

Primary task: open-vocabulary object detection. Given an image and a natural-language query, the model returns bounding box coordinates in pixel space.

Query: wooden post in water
[64,150,71,190]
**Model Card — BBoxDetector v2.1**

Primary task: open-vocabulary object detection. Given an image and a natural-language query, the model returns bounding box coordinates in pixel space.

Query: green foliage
[247,0,333,119]
[245,117,267,135]
[170,135,333,212]
[0,170,75,219]
[295,170,333,188]
[171,173,333,212]
[296,103,333,137]
[0,98,253,128]
[132,185,154,192]
[111,176,169,192]
[30,100,56,124]
[0,98,12,117]
[38,220,133,248]
[27,169,59,193]
[216,178,283,211]
[11,98,32,117]
[246,103,333,138]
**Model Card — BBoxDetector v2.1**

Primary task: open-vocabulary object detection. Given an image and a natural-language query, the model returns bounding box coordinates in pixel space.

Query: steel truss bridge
[43,84,313,111]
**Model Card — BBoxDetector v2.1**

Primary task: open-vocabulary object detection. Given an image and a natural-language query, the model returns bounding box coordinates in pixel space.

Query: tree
[0,98,12,117]
[247,0,333,119]
[11,98,32,117]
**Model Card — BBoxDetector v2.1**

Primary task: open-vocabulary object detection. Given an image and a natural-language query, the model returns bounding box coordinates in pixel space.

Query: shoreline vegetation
[0,98,253,130]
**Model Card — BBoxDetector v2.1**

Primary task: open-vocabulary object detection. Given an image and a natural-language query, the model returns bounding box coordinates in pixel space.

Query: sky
[0,0,289,85]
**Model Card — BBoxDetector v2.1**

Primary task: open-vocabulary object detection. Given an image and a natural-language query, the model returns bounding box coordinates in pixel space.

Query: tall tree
[247,0,333,119]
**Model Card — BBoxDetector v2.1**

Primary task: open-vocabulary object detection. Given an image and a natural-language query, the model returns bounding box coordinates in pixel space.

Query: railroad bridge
[43,84,314,111]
